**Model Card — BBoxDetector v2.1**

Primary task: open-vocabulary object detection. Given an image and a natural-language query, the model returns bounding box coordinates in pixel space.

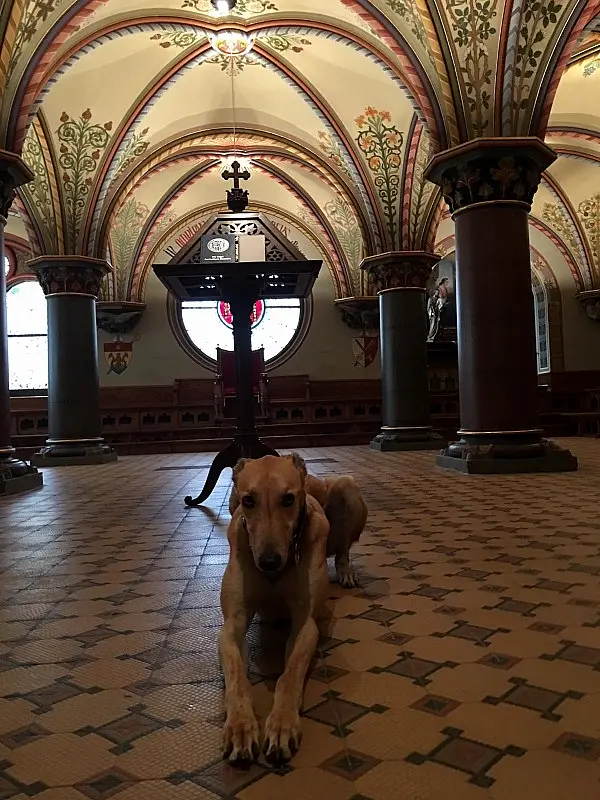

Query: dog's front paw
[223,702,260,766]
[336,561,359,588]
[263,706,302,764]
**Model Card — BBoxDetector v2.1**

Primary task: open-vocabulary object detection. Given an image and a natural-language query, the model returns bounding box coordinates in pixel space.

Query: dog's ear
[286,453,307,482]
[232,458,250,486]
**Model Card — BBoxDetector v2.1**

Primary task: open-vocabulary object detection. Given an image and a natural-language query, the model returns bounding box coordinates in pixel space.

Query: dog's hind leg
[324,477,367,588]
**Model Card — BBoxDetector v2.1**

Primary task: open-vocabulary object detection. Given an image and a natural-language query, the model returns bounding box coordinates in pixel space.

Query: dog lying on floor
[221,453,367,765]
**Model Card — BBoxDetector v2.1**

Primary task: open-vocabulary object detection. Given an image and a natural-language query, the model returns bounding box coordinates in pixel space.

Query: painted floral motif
[577,194,600,276]
[408,131,435,249]
[205,53,264,75]
[324,196,363,280]
[317,131,351,175]
[258,33,311,53]
[57,109,113,253]
[20,123,57,252]
[110,198,150,298]
[150,29,203,49]
[445,0,498,135]
[113,128,151,178]
[384,0,428,48]
[181,0,277,14]
[583,56,600,77]
[355,107,403,247]
[541,202,581,259]
[6,0,66,79]
[512,1,563,123]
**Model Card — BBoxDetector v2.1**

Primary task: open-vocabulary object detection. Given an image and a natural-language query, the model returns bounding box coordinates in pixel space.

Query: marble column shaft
[28,256,117,466]
[425,137,577,474]
[362,251,442,451]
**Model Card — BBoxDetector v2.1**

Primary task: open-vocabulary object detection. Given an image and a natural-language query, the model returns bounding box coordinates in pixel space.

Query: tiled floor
[1,440,600,799]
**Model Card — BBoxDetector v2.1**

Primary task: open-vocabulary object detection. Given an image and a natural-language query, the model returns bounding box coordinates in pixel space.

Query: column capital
[27,255,111,298]
[425,137,556,216]
[360,251,439,292]
[0,150,34,219]
[577,289,600,322]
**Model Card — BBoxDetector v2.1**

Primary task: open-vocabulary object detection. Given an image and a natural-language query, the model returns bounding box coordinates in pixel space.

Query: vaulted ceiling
[0,0,599,302]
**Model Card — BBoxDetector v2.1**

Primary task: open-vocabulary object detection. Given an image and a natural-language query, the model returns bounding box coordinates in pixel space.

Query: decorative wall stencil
[181,0,277,14]
[583,55,600,77]
[512,1,563,125]
[113,128,151,178]
[324,196,363,280]
[355,107,403,247]
[110,198,150,298]
[408,128,435,249]
[57,109,113,252]
[577,194,600,275]
[6,0,66,80]
[20,123,57,252]
[317,131,351,175]
[383,0,428,48]
[541,202,581,259]
[258,32,312,53]
[205,53,264,75]
[150,30,203,49]
[445,0,498,135]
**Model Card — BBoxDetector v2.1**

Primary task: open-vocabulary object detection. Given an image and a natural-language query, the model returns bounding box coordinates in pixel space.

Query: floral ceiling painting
[0,0,598,303]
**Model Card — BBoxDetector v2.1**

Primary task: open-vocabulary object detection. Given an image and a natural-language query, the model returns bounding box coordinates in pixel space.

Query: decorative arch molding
[10,11,445,152]
[541,171,595,287]
[528,215,586,292]
[95,128,375,262]
[533,0,600,137]
[12,191,42,257]
[4,0,111,148]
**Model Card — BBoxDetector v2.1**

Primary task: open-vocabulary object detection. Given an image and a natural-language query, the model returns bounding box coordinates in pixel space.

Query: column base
[437,435,578,474]
[371,426,444,452]
[31,441,118,467]
[0,457,44,496]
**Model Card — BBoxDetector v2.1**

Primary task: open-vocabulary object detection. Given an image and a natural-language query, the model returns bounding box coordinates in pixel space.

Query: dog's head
[232,453,307,575]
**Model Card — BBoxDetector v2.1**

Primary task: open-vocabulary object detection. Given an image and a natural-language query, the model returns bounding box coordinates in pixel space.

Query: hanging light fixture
[211,0,237,14]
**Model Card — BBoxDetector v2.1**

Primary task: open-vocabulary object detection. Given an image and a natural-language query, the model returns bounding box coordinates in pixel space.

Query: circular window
[173,296,310,369]
[4,246,15,278]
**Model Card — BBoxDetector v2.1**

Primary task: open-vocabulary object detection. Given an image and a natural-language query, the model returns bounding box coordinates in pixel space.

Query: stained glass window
[6,281,48,392]
[181,298,302,363]
[3,255,9,276]
[532,275,550,374]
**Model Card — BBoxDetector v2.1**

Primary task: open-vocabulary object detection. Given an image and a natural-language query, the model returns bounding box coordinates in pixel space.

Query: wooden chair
[214,347,269,421]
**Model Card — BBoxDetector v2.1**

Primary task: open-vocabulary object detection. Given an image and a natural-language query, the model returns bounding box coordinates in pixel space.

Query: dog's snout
[258,551,283,573]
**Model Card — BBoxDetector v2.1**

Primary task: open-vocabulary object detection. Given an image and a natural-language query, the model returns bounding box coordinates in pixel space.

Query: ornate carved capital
[0,150,34,219]
[96,301,146,334]
[361,251,439,292]
[27,256,111,298]
[425,137,556,215]
[577,289,600,322]
[334,297,380,330]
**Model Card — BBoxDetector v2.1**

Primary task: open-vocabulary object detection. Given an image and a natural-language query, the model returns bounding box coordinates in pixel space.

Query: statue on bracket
[426,257,456,343]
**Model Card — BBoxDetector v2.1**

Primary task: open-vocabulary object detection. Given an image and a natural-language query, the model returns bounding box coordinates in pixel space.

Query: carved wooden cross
[222,160,250,190]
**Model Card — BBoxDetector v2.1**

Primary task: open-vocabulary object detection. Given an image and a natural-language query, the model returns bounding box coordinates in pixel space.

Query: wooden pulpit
[154,258,322,505]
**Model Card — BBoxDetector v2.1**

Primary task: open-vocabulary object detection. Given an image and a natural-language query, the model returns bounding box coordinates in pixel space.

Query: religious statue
[427,277,449,342]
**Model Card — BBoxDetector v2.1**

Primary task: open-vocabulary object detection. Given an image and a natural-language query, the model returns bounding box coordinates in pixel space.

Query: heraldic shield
[104,341,133,375]
[352,335,378,368]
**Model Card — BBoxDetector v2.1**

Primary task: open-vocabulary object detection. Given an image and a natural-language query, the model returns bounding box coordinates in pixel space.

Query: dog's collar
[241,502,308,568]
[292,502,307,566]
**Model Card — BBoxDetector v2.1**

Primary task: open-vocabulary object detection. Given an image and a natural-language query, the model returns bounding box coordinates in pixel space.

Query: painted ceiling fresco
[0,0,599,302]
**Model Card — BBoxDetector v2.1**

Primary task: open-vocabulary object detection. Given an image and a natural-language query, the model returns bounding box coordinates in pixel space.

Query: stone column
[0,152,43,495]
[425,137,577,473]
[361,251,442,451]
[28,256,117,466]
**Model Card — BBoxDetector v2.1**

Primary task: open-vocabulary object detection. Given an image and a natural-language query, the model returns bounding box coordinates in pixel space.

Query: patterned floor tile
[1,441,600,798]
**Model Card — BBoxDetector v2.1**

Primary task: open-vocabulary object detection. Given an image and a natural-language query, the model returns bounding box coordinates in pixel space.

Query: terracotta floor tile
[1,442,600,797]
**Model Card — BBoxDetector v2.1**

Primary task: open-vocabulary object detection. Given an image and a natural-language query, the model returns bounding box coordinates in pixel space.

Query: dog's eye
[241,495,255,509]
[281,493,295,507]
